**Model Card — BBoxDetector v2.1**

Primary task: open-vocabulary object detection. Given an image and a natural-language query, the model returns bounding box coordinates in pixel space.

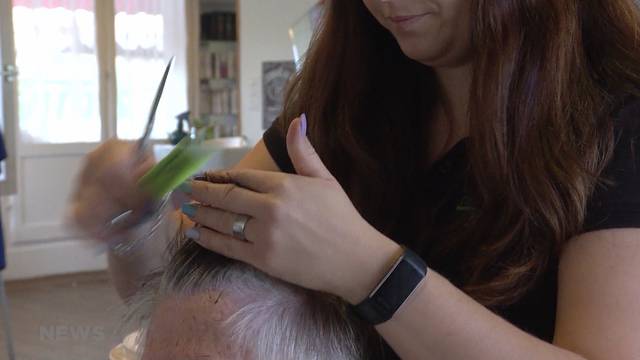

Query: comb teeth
[138,137,215,199]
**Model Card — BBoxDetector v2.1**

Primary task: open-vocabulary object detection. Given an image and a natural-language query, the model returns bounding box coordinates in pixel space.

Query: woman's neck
[434,64,473,141]
[423,64,473,166]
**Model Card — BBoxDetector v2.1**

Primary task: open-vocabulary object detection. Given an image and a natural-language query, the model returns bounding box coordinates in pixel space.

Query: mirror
[289,3,324,68]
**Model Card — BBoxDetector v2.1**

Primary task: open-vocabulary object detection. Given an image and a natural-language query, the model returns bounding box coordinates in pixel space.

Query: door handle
[1,64,18,83]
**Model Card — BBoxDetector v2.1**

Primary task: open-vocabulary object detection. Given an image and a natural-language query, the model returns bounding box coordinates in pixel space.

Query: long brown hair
[277,0,640,307]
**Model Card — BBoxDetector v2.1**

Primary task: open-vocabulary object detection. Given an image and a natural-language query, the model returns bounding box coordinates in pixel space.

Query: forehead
[142,291,238,360]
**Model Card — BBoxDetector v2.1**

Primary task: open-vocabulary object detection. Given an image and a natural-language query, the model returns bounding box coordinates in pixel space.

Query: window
[12,0,101,143]
[114,0,188,140]
[11,0,188,143]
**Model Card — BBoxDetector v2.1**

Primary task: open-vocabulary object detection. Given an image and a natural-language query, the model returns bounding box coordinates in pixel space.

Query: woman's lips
[388,13,431,25]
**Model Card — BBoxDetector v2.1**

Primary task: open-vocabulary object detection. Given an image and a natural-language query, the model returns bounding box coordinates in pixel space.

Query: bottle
[169,111,190,145]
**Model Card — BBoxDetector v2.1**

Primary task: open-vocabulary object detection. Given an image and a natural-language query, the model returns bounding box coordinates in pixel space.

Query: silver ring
[232,214,251,241]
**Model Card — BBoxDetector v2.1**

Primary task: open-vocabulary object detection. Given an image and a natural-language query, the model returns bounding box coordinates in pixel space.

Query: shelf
[200,78,237,90]
[196,113,238,125]
[200,40,237,52]
[201,40,237,45]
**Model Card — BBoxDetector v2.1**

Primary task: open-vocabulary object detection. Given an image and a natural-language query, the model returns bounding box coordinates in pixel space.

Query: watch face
[355,249,427,324]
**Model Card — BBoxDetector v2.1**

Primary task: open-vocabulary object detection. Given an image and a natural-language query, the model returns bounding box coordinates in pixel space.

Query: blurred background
[0,0,322,358]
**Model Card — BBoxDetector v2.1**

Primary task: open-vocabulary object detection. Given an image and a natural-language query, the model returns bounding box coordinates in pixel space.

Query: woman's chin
[398,44,440,66]
[395,38,435,61]
[397,41,471,69]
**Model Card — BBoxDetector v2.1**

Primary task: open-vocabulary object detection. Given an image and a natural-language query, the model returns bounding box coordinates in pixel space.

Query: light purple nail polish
[185,228,200,240]
[300,113,308,136]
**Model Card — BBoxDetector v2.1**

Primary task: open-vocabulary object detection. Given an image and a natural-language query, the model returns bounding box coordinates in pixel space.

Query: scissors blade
[138,56,174,152]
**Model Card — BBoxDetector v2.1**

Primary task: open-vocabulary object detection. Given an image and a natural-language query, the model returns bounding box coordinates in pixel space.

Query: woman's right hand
[68,139,156,241]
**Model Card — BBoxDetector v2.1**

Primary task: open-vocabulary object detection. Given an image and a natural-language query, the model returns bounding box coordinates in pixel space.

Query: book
[201,11,237,41]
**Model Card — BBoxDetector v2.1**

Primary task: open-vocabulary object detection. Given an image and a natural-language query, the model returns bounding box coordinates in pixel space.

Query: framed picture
[262,61,296,129]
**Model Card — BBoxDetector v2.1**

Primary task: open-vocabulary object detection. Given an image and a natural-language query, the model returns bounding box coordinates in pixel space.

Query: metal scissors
[107,56,174,233]
[136,56,174,158]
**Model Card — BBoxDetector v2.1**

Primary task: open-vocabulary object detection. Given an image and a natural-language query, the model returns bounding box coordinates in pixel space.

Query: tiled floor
[0,272,133,360]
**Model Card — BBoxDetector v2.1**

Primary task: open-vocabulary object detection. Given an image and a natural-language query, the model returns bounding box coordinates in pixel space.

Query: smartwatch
[352,246,428,325]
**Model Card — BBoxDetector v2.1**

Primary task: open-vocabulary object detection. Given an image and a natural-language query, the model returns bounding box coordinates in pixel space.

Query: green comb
[138,138,215,200]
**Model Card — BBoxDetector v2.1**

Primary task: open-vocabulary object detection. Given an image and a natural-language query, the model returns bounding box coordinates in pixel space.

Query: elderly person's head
[132,240,379,359]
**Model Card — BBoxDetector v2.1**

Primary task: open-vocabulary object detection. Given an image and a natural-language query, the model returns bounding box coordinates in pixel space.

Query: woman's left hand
[182,116,402,304]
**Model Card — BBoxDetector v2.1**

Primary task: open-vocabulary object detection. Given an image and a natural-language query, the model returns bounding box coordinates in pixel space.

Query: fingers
[206,169,283,193]
[133,152,156,179]
[97,172,146,211]
[286,115,334,180]
[189,180,269,217]
[79,139,153,211]
[81,140,136,182]
[188,226,253,261]
[184,204,257,239]
[73,139,156,234]
[69,185,122,237]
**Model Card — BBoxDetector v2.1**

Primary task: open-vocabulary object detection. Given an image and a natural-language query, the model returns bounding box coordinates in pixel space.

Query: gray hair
[129,233,379,359]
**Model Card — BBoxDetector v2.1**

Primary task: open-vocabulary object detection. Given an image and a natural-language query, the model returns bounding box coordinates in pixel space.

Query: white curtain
[11,0,189,142]
[114,0,189,140]
[12,0,101,143]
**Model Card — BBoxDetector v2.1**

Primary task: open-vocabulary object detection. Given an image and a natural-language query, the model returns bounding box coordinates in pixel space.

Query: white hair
[129,240,376,360]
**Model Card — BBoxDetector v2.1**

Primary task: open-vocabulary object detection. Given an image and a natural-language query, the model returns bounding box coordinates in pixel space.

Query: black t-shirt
[262,99,640,357]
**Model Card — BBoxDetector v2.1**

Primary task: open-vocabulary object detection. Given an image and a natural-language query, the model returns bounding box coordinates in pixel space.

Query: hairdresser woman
[71,0,640,359]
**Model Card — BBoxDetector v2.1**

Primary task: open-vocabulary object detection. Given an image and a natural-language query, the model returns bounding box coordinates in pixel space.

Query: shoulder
[583,97,640,231]
[556,227,640,359]
[557,100,640,358]
[262,118,296,174]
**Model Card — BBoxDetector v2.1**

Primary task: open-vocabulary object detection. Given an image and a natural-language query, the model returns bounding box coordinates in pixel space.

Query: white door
[0,0,190,280]
[0,0,18,197]
[1,0,108,280]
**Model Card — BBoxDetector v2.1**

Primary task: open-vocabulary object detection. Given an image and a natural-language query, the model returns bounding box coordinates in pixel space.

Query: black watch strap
[352,247,428,325]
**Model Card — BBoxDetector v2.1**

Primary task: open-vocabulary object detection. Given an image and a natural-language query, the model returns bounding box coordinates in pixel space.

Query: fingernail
[170,190,189,210]
[185,228,200,241]
[178,181,192,194]
[181,203,197,218]
[300,113,308,136]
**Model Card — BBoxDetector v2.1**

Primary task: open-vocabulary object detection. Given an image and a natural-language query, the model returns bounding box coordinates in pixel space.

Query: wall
[239,0,317,145]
